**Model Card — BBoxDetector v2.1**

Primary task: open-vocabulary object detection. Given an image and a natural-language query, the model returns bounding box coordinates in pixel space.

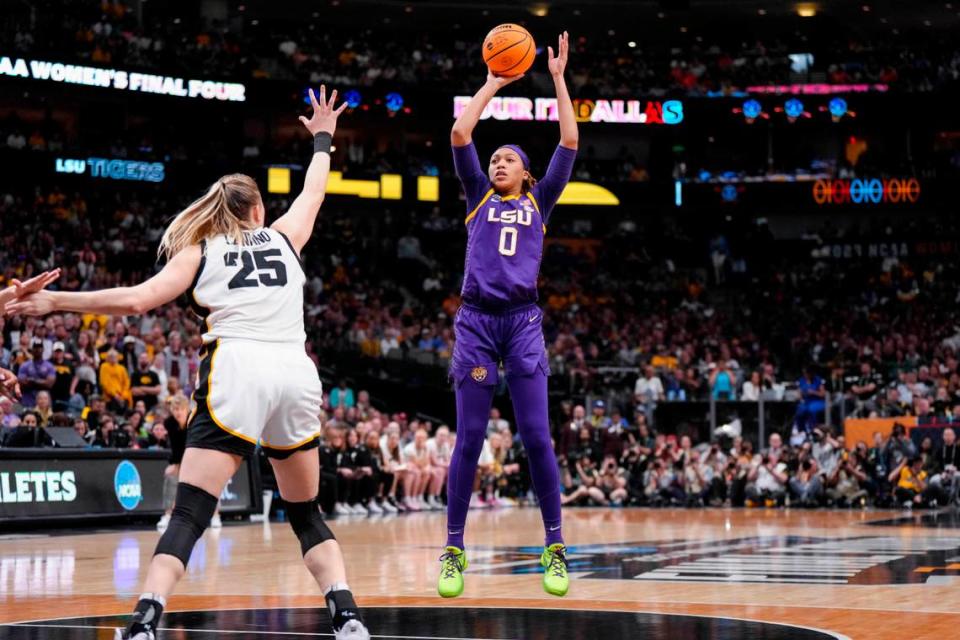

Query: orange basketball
[482,24,536,77]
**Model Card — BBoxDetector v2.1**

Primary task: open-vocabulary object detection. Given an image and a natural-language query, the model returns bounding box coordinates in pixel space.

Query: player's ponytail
[158,174,261,259]
[522,172,537,193]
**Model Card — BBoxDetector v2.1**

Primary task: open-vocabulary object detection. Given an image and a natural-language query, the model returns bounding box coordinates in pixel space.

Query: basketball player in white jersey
[8,87,369,640]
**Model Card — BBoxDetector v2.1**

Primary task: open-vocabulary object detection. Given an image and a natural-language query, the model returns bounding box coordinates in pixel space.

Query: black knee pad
[286,497,335,556]
[154,482,219,566]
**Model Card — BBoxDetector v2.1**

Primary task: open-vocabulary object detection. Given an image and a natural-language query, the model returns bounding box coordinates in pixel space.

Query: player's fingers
[299,116,310,126]
[308,88,320,109]
[547,46,554,59]
[335,101,348,115]
[319,85,327,108]
[328,89,338,109]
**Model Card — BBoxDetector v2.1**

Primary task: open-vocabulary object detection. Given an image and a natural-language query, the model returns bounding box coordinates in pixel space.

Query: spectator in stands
[1,396,20,428]
[49,341,77,412]
[826,446,869,507]
[634,365,664,424]
[402,427,437,511]
[741,370,761,401]
[487,407,509,437]
[811,427,841,477]
[93,413,130,448]
[332,425,363,516]
[884,423,917,471]
[644,457,685,506]
[17,337,55,408]
[561,449,605,506]
[1,410,53,447]
[928,427,959,504]
[0,335,10,370]
[329,378,355,409]
[343,428,374,514]
[379,426,408,512]
[746,451,788,507]
[73,416,92,444]
[590,400,611,430]
[789,456,823,507]
[849,361,883,417]
[99,349,132,412]
[358,429,397,513]
[427,425,452,505]
[682,449,711,506]
[34,390,53,427]
[130,353,162,411]
[664,368,688,401]
[893,456,933,508]
[557,403,587,463]
[709,360,736,401]
[795,368,826,436]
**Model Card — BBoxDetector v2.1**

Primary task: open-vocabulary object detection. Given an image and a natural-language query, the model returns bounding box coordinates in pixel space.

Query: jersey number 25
[224,249,288,289]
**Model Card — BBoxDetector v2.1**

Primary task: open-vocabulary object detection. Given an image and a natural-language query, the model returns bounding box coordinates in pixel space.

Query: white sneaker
[380,498,398,513]
[335,502,352,516]
[210,514,222,529]
[156,514,171,532]
[366,500,384,515]
[334,619,371,640]
[351,503,368,515]
[403,497,421,512]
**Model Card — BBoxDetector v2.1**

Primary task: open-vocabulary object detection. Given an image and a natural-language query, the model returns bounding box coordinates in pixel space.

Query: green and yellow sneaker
[437,546,468,598]
[540,543,569,597]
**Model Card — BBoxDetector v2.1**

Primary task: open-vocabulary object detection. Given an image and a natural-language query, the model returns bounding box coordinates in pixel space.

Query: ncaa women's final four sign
[0,55,246,102]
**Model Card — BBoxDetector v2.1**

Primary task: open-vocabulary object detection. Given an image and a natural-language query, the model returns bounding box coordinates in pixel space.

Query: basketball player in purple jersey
[437,32,577,598]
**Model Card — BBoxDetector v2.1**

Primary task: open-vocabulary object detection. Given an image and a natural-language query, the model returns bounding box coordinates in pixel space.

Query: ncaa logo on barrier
[114,460,143,510]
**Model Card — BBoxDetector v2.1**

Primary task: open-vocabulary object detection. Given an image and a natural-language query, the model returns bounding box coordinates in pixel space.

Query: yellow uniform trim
[205,339,257,445]
[260,432,322,450]
[501,193,521,201]
[527,191,541,213]
[464,189,495,225]
[525,192,547,234]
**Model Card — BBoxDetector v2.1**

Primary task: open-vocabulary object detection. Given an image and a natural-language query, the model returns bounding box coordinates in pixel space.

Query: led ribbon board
[0,55,246,101]
[454,96,683,124]
[812,178,920,205]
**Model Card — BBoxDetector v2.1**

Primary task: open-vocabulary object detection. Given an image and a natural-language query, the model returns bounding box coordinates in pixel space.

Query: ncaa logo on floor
[114,460,143,510]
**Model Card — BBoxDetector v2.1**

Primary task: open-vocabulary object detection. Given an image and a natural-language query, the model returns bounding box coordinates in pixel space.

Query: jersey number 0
[224,249,288,289]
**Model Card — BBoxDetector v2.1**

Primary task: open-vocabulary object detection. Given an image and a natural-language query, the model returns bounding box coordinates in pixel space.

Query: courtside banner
[0,450,258,521]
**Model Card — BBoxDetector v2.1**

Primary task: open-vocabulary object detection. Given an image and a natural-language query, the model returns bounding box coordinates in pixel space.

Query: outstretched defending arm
[7,244,201,317]
[272,86,347,254]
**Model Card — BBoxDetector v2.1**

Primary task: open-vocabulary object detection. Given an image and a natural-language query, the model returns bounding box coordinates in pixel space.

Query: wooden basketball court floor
[2,507,959,639]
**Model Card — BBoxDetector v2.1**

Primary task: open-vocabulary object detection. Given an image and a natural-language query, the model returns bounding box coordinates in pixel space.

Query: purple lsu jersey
[453,142,576,311]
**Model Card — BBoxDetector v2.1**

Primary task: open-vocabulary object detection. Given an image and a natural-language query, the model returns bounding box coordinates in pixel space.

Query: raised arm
[548,31,578,150]
[7,244,201,317]
[452,72,524,146]
[272,86,347,254]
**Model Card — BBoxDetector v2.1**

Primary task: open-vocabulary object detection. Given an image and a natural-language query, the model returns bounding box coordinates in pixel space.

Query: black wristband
[313,132,333,154]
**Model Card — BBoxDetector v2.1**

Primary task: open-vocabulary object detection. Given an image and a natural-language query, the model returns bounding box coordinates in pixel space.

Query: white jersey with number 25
[189,227,306,345]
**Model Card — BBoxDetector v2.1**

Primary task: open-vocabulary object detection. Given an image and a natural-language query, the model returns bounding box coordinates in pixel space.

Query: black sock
[125,596,165,636]
[325,589,362,631]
